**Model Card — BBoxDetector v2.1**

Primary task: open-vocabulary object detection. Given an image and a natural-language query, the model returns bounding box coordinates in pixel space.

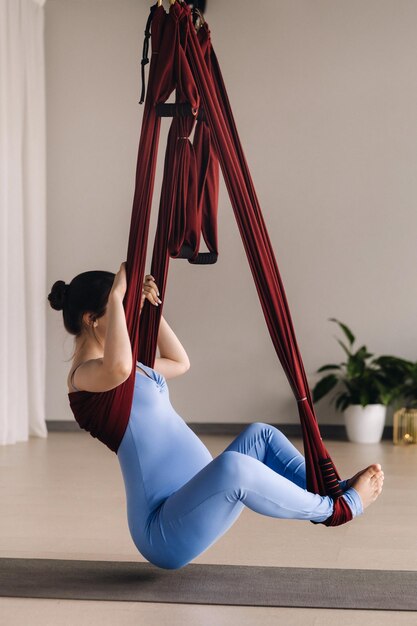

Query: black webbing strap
[156,102,206,121]
[319,457,344,500]
[139,5,156,105]
[175,244,218,265]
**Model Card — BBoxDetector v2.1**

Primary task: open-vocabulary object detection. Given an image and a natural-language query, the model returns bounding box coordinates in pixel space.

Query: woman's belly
[118,373,213,513]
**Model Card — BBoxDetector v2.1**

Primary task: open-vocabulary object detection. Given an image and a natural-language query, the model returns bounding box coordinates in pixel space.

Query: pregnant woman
[48,262,384,570]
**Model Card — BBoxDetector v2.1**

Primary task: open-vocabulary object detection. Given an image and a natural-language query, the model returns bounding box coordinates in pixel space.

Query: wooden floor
[1,430,416,625]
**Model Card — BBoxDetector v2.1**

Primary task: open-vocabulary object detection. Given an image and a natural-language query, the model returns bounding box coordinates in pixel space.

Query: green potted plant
[312,319,407,443]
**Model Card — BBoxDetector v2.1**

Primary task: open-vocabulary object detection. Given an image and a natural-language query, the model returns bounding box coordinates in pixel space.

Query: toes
[371,470,384,483]
[371,468,384,480]
[350,464,381,483]
[374,477,384,495]
[365,466,377,478]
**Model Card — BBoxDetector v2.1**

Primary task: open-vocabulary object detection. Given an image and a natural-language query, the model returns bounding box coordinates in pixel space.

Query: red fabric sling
[68,1,352,527]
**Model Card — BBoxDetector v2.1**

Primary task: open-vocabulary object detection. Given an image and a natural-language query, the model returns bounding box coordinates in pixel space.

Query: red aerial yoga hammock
[68,1,352,528]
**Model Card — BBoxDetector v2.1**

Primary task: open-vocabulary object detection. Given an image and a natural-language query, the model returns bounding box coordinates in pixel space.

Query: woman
[48,262,384,570]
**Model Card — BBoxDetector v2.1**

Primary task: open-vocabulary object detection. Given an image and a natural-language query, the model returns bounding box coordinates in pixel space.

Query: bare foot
[350,464,384,510]
[345,464,383,490]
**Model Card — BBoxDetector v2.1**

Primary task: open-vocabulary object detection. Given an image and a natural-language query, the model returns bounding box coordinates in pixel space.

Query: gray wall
[46,0,417,426]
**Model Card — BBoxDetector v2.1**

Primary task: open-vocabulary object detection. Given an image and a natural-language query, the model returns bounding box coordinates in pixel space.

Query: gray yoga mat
[0,558,416,611]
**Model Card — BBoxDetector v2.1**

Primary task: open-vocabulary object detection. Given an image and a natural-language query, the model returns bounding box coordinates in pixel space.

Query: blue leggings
[117,365,362,570]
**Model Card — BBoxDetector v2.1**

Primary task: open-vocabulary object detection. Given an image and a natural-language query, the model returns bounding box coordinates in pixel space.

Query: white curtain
[0,0,47,444]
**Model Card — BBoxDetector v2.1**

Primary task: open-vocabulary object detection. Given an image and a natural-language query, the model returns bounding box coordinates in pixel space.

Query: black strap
[155,102,206,121]
[175,244,218,265]
[139,6,156,105]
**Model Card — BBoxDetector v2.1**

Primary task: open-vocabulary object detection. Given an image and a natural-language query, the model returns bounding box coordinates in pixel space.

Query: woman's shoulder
[68,354,103,393]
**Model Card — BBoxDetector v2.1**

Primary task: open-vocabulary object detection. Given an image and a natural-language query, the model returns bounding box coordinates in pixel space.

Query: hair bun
[48,280,68,311]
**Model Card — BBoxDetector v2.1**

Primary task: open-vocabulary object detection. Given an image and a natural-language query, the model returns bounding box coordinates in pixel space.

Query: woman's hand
[140,274,162,313]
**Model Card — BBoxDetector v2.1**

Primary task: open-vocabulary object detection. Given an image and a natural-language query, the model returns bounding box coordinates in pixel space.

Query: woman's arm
[153,315,190,380]
[139,275,189,379]
[103,291,132,374]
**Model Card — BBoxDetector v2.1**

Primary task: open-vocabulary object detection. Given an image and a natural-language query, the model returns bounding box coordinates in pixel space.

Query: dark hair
[48,271,115,339]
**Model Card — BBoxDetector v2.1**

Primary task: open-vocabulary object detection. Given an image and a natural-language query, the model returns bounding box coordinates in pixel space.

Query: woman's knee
[251,421,288,441]
[243,421,275,437]
[245,422,288,445]
[216,450,253,486]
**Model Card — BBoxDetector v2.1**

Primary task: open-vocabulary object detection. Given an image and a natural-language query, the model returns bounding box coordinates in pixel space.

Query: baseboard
[186,423,394,441]
[47,420,80,432]
[46,421,394,441]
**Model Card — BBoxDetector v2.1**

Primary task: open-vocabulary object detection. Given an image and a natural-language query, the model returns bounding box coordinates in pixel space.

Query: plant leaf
[336,338,351,358]
[354,345,372,360]
[335,392,349,411]
[328,318,355,345]
[317,364,342,373]
[312,374,339,403]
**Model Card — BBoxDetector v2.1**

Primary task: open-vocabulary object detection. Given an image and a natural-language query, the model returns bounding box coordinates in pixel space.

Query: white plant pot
[343,404,387,443]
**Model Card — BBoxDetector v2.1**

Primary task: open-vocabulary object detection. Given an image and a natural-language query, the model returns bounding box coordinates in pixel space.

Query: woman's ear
[82,311,96,327]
